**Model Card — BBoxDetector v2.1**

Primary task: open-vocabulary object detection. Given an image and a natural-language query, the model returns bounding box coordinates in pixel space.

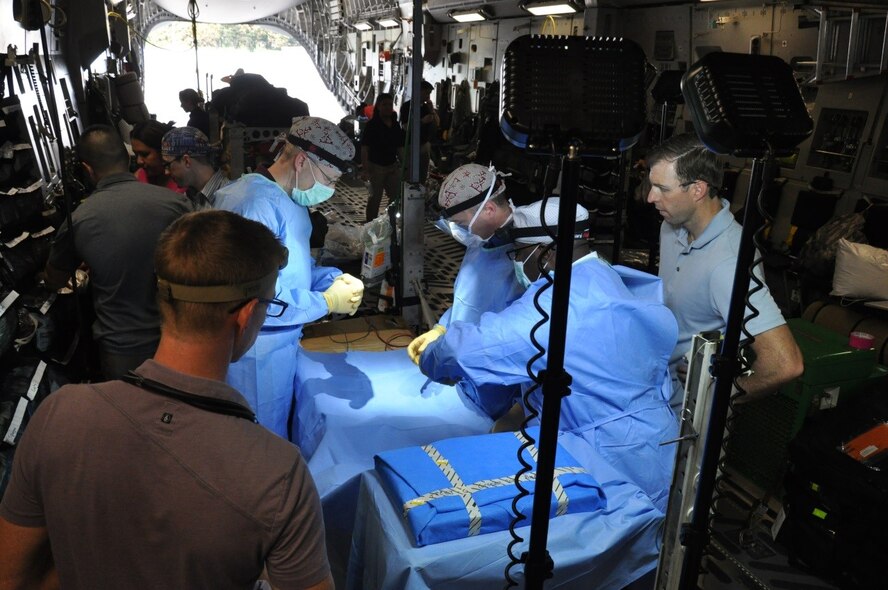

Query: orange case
[842,422,888,463]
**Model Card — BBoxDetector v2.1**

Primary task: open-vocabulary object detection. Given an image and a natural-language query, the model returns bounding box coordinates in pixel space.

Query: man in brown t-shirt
[0,211,333,590]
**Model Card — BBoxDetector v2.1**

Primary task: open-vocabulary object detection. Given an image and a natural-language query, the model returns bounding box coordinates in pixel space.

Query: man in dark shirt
[44,124,192,379]
[360,93,404,221]
[0,210,333,590]
[400,80,439,182]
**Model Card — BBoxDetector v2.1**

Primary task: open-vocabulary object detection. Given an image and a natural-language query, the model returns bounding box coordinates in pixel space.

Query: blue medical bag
[374,427,606,546]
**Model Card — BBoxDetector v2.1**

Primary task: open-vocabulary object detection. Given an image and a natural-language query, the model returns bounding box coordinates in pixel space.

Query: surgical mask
[435,218,485,248]
[512,244,540,289]
[290,160,335,207]
[435,178,506,248]
[513,259,532,289]
[465,200,485,235]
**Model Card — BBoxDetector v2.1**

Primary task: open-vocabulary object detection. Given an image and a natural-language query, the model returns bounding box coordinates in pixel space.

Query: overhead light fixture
[449,7,492,22]
[353,21,372,31]
[376,17,401,28]
[520,0,579,16]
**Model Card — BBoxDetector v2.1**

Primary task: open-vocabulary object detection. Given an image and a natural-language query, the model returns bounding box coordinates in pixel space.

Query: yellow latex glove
[407,324,446,365]
[323,273,364,315]
[336,273,364,299]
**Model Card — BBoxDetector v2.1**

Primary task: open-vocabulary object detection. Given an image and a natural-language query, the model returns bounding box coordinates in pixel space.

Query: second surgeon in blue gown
[408,163,526,418]
[419,198,679,511]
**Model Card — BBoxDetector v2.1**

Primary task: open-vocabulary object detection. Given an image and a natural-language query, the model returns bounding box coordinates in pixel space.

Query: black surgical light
[680,52,813,157]
[655,52,813,590]
[500,35,648,157]
[498,34,648,589]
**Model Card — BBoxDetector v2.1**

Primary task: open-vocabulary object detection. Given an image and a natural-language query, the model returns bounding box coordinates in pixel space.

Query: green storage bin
[726,318,886,492]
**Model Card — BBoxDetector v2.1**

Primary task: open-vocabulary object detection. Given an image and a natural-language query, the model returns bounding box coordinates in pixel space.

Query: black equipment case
[782,385,888,589]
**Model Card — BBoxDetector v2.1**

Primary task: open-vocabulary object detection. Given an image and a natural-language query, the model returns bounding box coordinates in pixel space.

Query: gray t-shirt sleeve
[265,457,331,588]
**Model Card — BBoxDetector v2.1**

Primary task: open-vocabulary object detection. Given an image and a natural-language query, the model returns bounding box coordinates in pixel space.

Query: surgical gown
[215,174,340,437]
[438,238,524,326]
[436,235,525,419]
[421,254,679,510]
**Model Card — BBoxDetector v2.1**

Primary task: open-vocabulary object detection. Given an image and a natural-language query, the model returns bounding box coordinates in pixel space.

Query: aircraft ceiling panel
[153,0,301,24]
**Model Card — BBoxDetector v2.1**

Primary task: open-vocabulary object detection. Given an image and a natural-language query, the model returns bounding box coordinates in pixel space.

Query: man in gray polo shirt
[44,124,193,379]
[646,133,803,412]
[0,211,333,590]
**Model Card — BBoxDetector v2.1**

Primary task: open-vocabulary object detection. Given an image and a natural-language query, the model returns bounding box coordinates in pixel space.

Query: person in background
[43,124,193,379]
[214,116,364,439]
[359,93,404,222]
[646,133,804,411]
[400,80,439,183]
[220,68,245,84]
[178,88,211,137]
[131,120,186,194]
[418,198,679,511]
[0,210,333,590]
[161,126,231,209]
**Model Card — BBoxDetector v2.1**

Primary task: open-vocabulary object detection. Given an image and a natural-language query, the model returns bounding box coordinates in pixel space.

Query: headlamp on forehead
[502,219,592,244]
[157,270,279,304]
[287,134,352,175]
[156,248,288,303]
[439,176,503,219]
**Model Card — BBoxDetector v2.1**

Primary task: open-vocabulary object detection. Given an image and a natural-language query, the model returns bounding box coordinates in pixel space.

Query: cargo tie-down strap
[403,432,586,536]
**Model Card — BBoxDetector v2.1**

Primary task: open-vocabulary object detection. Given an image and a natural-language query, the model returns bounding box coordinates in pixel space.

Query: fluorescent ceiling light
[377,18,400,28]
[353,21,372,31]
[451,12,485,23]
[450,8,491,22]
[522,1,578,16]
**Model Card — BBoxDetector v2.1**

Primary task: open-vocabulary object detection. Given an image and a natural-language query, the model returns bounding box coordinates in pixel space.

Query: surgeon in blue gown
[215,116,365,438]
[408,163,527,418]
[419,198,679,511]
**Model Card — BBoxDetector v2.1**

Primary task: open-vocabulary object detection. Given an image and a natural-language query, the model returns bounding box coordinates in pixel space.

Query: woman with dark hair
[131,120,186,193]
[359,93,404,222]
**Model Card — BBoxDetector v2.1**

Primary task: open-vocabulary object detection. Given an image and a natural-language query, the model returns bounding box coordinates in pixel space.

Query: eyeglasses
[506,243,541,262]
[227,295,289,318]
[162,156,183,170]
[258,297,288,317]
[309,157,340,186]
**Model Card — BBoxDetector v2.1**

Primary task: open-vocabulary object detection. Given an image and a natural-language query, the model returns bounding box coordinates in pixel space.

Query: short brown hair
[155,211,287,333]
[647,133,723,198]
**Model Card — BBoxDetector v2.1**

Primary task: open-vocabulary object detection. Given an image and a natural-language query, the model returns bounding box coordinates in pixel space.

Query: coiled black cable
[703,146,777,577]
[504,180,560,587]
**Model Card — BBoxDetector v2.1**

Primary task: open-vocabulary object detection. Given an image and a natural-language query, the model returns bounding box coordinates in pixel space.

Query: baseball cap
[162,127,213,158]
[510,198,590,244]
[287,116,355,174]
